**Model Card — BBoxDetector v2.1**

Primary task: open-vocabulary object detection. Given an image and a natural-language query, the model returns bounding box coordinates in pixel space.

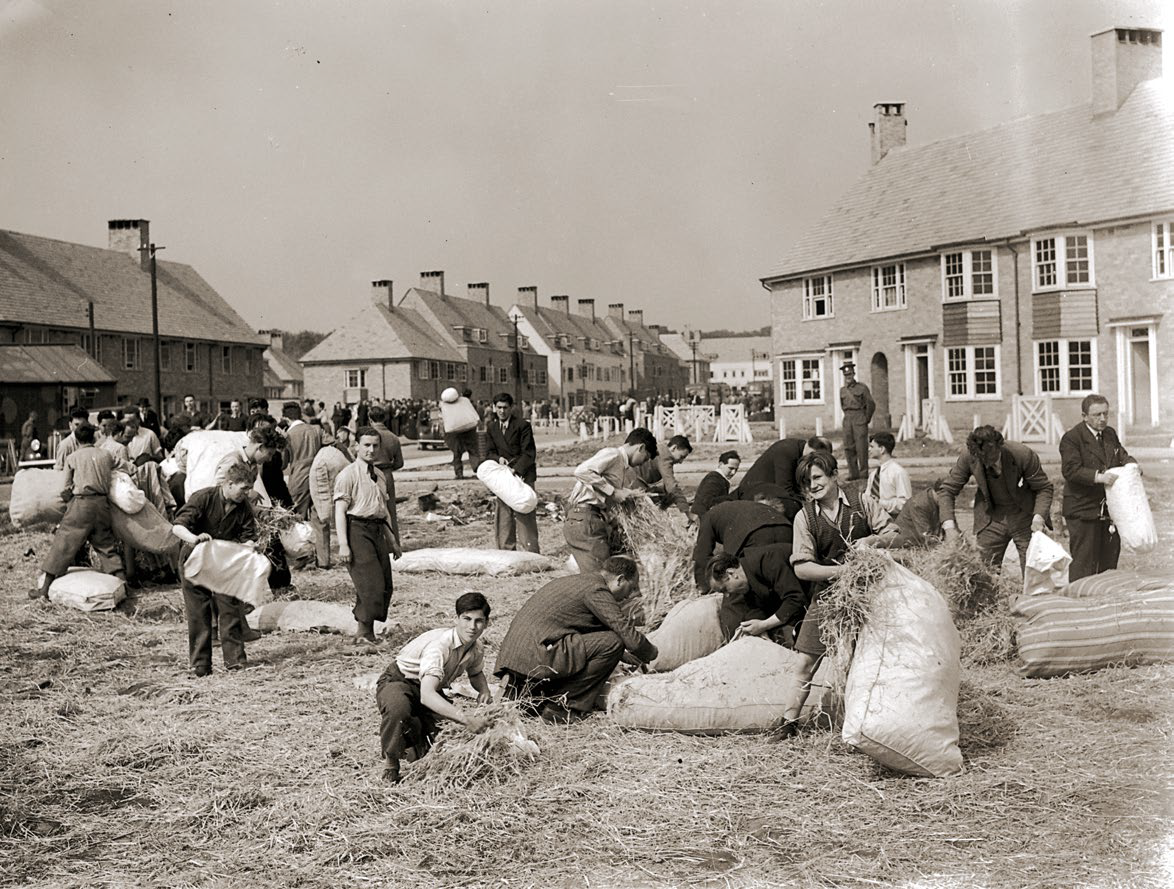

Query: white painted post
[815,416,823,437]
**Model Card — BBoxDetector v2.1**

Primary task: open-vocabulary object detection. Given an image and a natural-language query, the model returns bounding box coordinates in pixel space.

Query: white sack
[160,456,180,480]
[48,569,126,612]
[183,540,273,612]
[279,522,316,566]
[248,600,393,636]
[1104,463,1157,553]
[646,595,724,672]
[1023,531,1071,597]
[9,469,68,527]
[392,547,557,576]
[439,397,479,434]
[180,431,248,499]
[476,460,538,514]
[842,559,963,778]
[108,471,147,515]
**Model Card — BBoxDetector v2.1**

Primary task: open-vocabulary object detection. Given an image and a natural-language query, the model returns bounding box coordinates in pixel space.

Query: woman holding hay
[777,451,897,736]
[375,592,494,784]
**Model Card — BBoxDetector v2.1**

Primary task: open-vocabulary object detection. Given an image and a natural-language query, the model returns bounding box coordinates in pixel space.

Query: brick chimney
[371,279,394,310]
[868,103,906,165]
[468,282,490,306]
[577,298,596,321]
[420,270,445,295]
[260,329,284,351]
[1092,27,1163,115]
[108,219,150,270]
[627,309,644,326]
[518,285,538,310]
[608,302,625,319]
[551,295,570,315]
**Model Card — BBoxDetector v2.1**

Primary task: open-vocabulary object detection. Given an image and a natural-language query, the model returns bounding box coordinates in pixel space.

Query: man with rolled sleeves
[1060,394,1137,582]
[839,362,875,480]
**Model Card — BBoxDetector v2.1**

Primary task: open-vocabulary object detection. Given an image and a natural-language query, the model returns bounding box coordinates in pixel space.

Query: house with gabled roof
[598,303,690,401]
[261,330,304,401]
[761,27,1174,438]
[300,280,468,405]
[0,219,265,426]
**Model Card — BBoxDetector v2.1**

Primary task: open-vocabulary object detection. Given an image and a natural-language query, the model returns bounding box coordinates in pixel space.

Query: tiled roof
[264,345,304,382]
[0,344,117,384]
[599,315,666,352]
[0,229,264,345]
[399,287,532,353]
[511,305,619,350]
[704,336,774,363]
[300,299,464,364]
[765,79,1174,280]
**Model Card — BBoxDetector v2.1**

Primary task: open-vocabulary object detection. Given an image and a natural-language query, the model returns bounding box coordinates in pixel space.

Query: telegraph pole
[627,330,636,398]
[139,242,165,415]
[511,312,522,405]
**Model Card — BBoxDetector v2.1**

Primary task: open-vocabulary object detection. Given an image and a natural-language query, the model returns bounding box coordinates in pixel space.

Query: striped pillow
[1013,589,1174,678]
[1066,569,1173,599]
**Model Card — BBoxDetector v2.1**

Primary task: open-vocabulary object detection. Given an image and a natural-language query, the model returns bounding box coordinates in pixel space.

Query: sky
[0,0,1169,336]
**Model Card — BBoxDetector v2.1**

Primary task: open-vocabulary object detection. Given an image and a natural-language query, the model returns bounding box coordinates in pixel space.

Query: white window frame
[418,359,430,380]
[802,274,834,320]
[122,336,140,370]
[457,364,467,382]
[498,366,509,384]
[344,368,367,389]
[1033,338,1098,397]
[778,355,824,405]
[944,345,1002,401]
[940,249,998,301]
[159,341,171,372]
[1031,232,1095,292]
[1153,221,1174,280]
[871,263,907,311]
[537,369,548,386]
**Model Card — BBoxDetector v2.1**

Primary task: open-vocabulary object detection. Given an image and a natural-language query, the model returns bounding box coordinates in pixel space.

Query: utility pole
[139,242,165,415]
[510,312,522,405]
[627,330,637,398]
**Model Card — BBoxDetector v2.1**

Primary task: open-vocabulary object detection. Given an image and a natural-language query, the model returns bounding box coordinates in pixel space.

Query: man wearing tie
[863,432,912,519]
[485,392,539,553]
[1059,395,1138,582]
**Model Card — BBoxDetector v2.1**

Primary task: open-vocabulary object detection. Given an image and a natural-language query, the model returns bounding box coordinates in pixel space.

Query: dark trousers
[444,430,480,478]
[562,506,611,573]
[976,512,1033,577]
[42,495,124,577]
[842,413,870,479]
[183,583,246,670]
[504,631,624,713]
[347,516,393,624]
[495,498,540,553]
[1067,518,1121,582]
[377,470,400,539]
[375,663,440,764]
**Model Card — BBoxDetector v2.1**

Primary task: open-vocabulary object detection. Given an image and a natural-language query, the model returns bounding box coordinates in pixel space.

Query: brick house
[0,219,265,425]
[658,330,712,392]
[598,304,689,400]
[761,27,1173,438]
[260,330,305,401]
[300,281,467,406]
[509,289,626,411]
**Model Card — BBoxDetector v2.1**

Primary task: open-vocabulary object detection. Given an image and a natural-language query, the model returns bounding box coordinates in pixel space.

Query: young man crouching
[375,592,494,784]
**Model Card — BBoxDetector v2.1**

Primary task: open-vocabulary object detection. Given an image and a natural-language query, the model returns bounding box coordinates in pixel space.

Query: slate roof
[264,344,304,382]
[765,79,1174,280]
[300,299,463,364]
[0,229,264,344]
[399,287,532,353]
[511,305,619,352]
[599,315,670,354]
[0,344,117,384]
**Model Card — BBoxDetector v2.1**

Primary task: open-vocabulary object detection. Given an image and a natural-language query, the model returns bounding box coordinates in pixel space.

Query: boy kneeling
[375,593,494,784]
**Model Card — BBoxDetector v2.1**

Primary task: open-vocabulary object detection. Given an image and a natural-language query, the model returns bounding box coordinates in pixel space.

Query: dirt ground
[1,456,1172,887]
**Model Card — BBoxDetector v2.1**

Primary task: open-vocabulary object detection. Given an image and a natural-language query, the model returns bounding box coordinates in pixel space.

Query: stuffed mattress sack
[476,460,538,514]
[183,540,273,612]
[646,595,725,672]
[392,547,557,576]
[247,600,393,636]
[1103,464,1157,553]
[439,397,479,434]
[48,569,126,612]
[179,431,249,499]
[111,500,182,558]
[9,469,68,527]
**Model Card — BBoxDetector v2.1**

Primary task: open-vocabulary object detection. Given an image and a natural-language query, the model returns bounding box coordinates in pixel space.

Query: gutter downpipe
[1006,241,1023,395]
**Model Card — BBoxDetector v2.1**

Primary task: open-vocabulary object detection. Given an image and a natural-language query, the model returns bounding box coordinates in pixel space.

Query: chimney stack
[868,103,907,165]
[608,302,625,319]
[551,295,570,315]
[371,279,394,310]
[627,309,644,326]
[518,285,538,310]
[1092,27,1163,115]
[468,282,490,306]
[108,219,150,270]
[577,298,596,322]
[260,329,284,352]
[420,270,445,296]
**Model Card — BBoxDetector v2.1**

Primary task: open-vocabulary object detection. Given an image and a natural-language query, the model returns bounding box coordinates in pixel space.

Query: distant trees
[699,325,770,338]
[280,330,328,359]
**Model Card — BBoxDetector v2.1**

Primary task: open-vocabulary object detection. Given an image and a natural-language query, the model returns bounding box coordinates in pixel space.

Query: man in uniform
[839,362,875,480]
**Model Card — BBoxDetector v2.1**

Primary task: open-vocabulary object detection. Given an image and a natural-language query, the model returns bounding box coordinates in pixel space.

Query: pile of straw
[402,702,539,793]
[609,499,696,628]
[254,504,300,543]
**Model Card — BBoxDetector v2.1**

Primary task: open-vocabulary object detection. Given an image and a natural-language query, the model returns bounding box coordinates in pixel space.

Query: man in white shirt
[374,592,494,783]
[53,408,91,470]
[863,432,912,518]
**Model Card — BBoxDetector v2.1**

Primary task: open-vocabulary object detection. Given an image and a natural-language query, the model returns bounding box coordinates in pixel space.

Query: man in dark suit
[735,436,832,502]
[705,548,806,645]
[485,392,539,553]
[494,556,657,724]
[891,480,945,549]
[1060,394,1137,581]
[940,425,1053,574]
[692,496,793,589]
[691,450,741,520]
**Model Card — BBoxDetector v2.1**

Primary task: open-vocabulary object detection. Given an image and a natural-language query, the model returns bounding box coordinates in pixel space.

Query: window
[81,332,102,362]
[1154,222,1174,279]
[941,249,996,300]
[445,362,456,381]
[159,342,172,372]
[122,337,140,370]
[779,357,823,404]
[477,329,488,344]
[344,368,367,389]
[221,346,232,373]
[1032,234,1094,290]
[871,263,906,311]
[803,275,834,319]
[497,367,509,384]
[429,361,440,379]
[23,328,44,344]
[458,364,467,382]
[418,360,430,380]
[479,366,488,383]
[184,342,198,372]
[1035,339,1096,396]
[245,349,254,374]
[566,367,574,382]
[945,346,1001,400]
[537,369,547,386]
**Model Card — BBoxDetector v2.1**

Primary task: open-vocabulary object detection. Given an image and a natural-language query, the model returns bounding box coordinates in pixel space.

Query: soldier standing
[839,362,875,481]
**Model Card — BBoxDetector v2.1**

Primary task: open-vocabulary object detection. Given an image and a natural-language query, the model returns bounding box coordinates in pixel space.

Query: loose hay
[401,702,539,793]
[818,546,893,686]
[254,504,300,543]
[610,499,696,628]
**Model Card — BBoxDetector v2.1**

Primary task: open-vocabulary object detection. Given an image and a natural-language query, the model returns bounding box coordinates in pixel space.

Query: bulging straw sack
[109,471,147,515]
[1022,531,1071,597]
[476,460,538,514]
[183,540,273,612]
[1104,464,1156,553]
[48,569,126,612]
[9,468,68,527]
[646,594,724,672]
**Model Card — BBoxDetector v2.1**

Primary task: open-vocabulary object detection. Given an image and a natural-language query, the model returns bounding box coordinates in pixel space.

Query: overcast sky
[1,0,1168,335]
